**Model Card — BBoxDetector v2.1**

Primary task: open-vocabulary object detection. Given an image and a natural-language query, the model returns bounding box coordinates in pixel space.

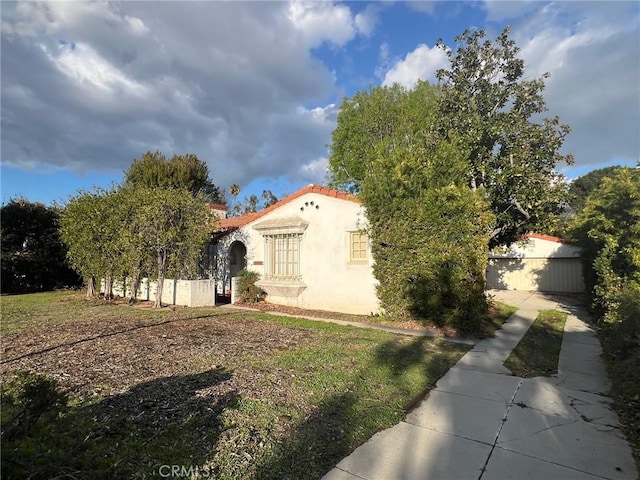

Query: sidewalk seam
[478,378,523,480]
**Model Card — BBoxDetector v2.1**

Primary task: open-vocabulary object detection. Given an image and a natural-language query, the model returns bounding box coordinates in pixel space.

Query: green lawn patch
[0,290,221,336]
[504,309,567,377]
[1,291,471,479]
[482,301,518,337]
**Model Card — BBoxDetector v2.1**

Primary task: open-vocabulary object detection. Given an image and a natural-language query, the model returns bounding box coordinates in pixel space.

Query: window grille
[350,232,368,262]
[266,233,301,279]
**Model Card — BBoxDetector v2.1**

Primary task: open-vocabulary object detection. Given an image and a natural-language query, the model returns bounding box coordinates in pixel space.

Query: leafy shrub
[571,168,640,462]
[599,284,640,459]
[368,184,494,333]
[601,282,640,366]
[236,269,266,303]
[571,168,640,319]
[2,370,67,440]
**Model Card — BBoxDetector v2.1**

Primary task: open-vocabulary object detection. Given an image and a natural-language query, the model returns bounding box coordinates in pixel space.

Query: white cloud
[374,41,390,80]
[379,42,390,63]
[298,156,329,184]
[481,0,542,22]
[2,0,637,196]
[507,2,640,168]
[125,15,149,36]
[52,42,147,96]
[1,1,348,190]
[355,4,380,37]
[287,1,356,47]
[382,44,449,87]
[406,1,437,15]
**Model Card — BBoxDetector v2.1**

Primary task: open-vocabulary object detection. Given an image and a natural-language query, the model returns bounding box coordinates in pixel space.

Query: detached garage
[486,233,585,293]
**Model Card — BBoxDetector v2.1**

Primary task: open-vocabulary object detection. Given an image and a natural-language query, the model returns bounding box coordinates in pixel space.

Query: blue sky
[2,1,638,206]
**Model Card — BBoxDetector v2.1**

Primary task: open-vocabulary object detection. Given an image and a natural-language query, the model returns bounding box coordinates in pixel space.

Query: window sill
[256,279,307,298]
[347,260,368,265]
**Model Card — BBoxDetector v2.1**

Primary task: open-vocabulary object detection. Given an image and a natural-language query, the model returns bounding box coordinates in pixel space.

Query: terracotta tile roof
[217,211,261,230]
[522,232,573,245]
[206,203,227,210]
[216,184,358,231]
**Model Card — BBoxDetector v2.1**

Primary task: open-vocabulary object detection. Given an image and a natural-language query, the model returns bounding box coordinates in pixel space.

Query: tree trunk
[104,275,113,300]
[129,269,141,304]
[154,251,167,308]
[86,276,96,298]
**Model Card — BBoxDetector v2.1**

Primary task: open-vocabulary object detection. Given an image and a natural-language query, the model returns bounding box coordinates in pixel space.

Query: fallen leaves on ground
[1,302,313,424]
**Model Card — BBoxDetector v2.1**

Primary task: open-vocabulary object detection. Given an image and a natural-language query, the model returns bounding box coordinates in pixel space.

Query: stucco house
[486,232,585,293]
[211,185,380,315]
[112,186,584,309]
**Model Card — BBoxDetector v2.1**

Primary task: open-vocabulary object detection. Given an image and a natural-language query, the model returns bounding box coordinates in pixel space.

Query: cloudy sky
[1,1,638,205]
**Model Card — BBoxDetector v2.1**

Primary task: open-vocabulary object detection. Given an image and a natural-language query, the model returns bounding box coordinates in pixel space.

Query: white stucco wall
[108,278,216,307]
[231,192,380,315]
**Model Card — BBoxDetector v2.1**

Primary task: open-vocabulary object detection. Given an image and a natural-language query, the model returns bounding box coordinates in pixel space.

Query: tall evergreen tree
[1,199,80,293]
[124,151,225,204]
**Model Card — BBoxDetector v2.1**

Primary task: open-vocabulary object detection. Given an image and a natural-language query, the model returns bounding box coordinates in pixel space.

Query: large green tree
[132,187,212,308]
[1,199,80,293]
[327,27,573,326]
[124,151,225,204]
[59,188,130,298]
[328,82,430,193]
[435,28,572,246]
[568,166,623,215]
[360,130,495,330]
[571,168,640,317]
[437,28,573,245]
[60,184,213,307]
[329,27,572,248]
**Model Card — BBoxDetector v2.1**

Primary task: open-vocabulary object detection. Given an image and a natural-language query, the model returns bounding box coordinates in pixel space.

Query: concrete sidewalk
[322,291,638,480]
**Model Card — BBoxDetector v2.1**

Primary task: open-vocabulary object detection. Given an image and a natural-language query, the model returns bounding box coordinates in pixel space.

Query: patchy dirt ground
[1,304,313,401]
[1,301,326,452]
[1,293,473,479]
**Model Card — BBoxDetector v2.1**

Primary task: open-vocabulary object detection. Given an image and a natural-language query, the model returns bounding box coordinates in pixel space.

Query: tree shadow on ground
[2,368,238,479]
[252,337,460,480]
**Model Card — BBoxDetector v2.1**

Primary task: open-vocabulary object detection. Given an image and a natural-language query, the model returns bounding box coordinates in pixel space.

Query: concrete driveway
[322,291,638,480]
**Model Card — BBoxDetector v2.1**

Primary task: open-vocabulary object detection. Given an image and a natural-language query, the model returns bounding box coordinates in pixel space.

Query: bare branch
[511,198,531,220]
[489,226,504,240]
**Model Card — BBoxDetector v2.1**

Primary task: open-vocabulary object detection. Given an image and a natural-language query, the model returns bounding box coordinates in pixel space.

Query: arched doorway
[229,241,247,281]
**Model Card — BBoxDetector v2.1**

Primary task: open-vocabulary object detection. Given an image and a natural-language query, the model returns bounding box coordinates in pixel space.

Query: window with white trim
[253,216,308,283]
[350,232,368,262]
[266,233,301,279]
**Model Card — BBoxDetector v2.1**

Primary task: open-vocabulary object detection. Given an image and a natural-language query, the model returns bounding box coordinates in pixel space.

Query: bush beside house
[235,269,265,303]
[571,167,640,462]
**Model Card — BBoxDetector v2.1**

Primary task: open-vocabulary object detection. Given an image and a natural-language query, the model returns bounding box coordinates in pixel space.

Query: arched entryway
[229,241,247,281]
